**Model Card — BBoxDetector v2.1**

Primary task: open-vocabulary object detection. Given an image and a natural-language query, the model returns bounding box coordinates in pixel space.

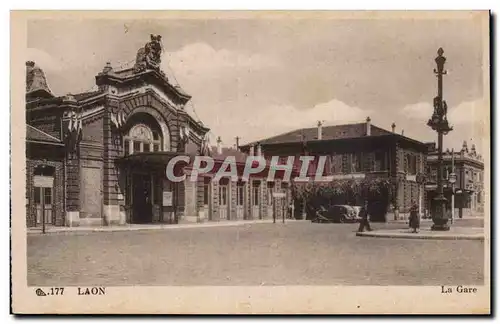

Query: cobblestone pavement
[27,221,485,286]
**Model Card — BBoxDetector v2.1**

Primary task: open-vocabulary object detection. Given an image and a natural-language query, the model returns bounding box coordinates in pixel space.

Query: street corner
[355,227,485,241]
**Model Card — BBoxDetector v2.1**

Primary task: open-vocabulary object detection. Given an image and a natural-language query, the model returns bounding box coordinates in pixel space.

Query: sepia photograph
[10,10,491,314]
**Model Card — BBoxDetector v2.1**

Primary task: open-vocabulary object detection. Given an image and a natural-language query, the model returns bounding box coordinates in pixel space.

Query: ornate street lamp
[427,48,453,231]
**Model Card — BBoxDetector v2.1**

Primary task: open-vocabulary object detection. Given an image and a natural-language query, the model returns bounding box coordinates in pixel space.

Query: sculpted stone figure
[134,34,163,73]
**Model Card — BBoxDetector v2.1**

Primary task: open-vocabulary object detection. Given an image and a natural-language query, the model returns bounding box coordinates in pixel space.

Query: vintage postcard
[10,10,490,314]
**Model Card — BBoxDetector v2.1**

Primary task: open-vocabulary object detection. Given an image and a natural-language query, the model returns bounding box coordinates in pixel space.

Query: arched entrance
[120,112,171,224]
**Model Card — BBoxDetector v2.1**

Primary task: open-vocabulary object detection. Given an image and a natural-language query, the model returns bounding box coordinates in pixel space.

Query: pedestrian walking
[357,200,372,232]
[409,200,420,233]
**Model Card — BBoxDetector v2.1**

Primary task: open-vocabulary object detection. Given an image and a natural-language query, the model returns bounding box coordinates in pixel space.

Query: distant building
[424,141,484,217]
[239,118,428,221]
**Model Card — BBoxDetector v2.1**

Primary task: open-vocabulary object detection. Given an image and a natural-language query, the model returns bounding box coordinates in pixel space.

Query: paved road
[27,222,484,286]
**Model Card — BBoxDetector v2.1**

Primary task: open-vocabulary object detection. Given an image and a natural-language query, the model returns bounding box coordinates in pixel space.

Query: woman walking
[409,200,420,233]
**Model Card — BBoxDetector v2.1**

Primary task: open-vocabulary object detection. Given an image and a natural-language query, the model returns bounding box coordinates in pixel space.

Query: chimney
[317,121,323,140]
[256,142,262,156]
[216,136,222,155]
[235,136,240,150]
[366,117,371,136]
[249,145,255,156]
[391,122,396,133]
[401,129,404,136]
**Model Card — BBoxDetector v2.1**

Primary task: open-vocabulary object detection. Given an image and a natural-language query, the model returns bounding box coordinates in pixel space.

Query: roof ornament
[134,34,164,73]
[102,62,113,74]
[26,61,54,98]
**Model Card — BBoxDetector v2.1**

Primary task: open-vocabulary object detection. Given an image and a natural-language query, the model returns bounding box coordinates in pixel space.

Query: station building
[25,35,292,229]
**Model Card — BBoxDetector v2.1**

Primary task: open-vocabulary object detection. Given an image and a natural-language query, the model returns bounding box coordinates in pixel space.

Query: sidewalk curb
[27,219,307,235]
[356,230,484,241]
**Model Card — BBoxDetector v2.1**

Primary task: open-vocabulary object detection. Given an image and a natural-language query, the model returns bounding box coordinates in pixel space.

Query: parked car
[351,206,362,218]
[312,205,360,223]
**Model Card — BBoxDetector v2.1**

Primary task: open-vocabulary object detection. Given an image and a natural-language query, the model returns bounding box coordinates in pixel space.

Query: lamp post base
[431,219,450,231]
[430,196,450,231]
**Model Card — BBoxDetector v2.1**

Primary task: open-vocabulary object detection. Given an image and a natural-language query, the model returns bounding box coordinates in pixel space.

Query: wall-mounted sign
[33,175,54,188]
[162,191,173,207]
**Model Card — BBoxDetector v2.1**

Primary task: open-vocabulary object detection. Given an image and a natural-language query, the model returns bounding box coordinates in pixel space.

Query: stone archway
[125,106,172,152]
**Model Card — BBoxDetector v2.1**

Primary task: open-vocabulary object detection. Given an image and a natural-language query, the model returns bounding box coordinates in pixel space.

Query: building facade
[25,35,215,228]
[184,142,294,223]
[25,35,295,228]
[424,141,484,217]
[239,118,428,221]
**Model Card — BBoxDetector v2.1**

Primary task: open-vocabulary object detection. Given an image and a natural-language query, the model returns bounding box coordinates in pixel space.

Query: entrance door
[218,184,229,220]
[203,178,211,220]
[236,182,245,219]
[252,181,261,219]
[132,173,153,223]
[34,186,53,226]
[267,183,274,219]
[33,171,54,227]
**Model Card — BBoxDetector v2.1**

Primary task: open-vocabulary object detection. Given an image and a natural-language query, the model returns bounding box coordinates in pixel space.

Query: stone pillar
[230,180,237,220]
[102,105,124,226]
[245,181,252,220]
[212,180,219,221]
[65,153,81,227]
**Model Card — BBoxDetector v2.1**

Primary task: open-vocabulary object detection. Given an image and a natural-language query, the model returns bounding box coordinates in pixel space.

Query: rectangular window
[153,144,160,152]
[431,167,437,181]
[267,183,274,206]
[253,182,260,206]
[34,187,41,204]
[253,188,259,205]
[406,154,417,175]
[143,143,151,152]
[44,188,52,205]
[237,184,244,206]
[350,152,362,173]
[330,154,342,174]
[374,151,387,171]
[124,139,130,156]
[203,184,209,205]
[219,186,228,205]
[133,141,141,153]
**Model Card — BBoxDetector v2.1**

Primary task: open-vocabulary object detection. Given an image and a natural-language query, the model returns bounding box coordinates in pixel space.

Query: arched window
[123,123,162,156]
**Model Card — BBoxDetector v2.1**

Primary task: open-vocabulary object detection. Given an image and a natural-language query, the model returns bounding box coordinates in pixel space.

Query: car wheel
[339,215,347,223]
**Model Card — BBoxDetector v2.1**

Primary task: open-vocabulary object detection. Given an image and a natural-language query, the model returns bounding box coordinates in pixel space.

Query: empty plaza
[27,220,484,287]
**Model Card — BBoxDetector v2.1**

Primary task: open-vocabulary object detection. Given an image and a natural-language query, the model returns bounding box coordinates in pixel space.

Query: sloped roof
[26,125,63,144]
[245,123,394,146]
[73,90,104,101]
[210,146,249,164]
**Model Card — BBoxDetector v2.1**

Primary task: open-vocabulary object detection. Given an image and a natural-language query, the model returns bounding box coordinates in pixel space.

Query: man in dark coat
[357,200,372,232]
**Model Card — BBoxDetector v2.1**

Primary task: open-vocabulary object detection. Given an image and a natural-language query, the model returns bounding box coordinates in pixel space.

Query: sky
[26,13,488,154]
